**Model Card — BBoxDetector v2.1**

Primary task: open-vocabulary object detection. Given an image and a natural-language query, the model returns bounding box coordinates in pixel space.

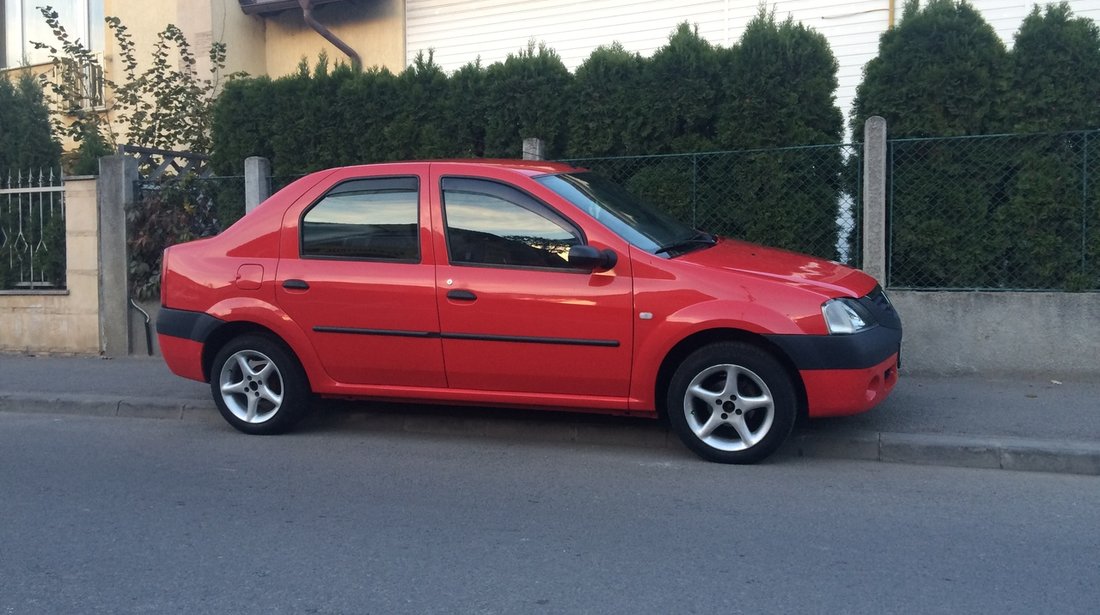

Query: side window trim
[439,176,589,273]
[299,175,421,263]
[441,177,582,238]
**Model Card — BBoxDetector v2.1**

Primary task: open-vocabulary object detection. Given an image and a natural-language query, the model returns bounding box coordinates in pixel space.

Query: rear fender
[203,297,333,389]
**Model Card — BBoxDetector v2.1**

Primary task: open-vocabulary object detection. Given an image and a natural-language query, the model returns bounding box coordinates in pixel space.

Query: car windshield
[536,172,710,256]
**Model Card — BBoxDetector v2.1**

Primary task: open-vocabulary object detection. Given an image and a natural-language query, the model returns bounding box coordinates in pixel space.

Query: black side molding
[156,307,225,344]
[313,325,619,348]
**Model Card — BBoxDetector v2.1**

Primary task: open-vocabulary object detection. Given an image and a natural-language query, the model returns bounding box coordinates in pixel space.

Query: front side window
[301,177,419,261]
[442,177,581,270]
[536,172,708,256]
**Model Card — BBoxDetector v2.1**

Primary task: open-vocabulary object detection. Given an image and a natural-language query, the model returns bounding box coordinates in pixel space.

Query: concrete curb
[2,392,1098,476]
[0,392,209,420]
[793,431,1100,476]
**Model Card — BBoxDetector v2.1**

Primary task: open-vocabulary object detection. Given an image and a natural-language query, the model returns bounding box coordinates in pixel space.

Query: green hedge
[210,13,846,260]
[211,3,1100,288]
[0,74,61,171]
[853,0,1100,290]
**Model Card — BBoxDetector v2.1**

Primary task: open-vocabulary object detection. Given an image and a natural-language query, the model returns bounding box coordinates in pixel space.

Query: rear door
[276,166,446,387]
[429,165,634,399]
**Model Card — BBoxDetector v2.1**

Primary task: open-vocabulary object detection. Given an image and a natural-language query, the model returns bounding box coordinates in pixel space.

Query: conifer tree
[567,43,646,157]
[995,3,1100,289]
[0,74,62,171]
[710,9,844,258]
[640,23,721,153]
[483,43,571,158]
[1006,2,1100,133]
[852,0,1010,287]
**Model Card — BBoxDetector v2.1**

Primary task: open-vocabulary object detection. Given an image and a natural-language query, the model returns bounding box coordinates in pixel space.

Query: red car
[157,160,901,463]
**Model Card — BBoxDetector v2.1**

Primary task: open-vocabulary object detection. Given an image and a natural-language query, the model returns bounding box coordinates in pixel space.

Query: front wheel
[667,342,797,464]
[210,334,311,435]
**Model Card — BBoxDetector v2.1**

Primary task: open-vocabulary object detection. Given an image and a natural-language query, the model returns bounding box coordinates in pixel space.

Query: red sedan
[157,160,901,463]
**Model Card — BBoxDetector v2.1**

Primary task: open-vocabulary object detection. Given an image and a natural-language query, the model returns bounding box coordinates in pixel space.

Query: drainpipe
[888,0,896,28]
[298,0,362,71]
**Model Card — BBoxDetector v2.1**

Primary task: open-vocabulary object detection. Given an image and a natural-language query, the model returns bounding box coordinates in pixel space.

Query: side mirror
[568,245,617,272]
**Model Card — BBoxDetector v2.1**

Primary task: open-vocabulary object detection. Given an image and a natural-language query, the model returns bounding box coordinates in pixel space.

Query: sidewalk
[2,353,1099,475]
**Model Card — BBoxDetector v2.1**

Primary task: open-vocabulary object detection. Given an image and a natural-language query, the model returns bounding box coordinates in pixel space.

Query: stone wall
[891,291,1100,378]
[0,177,100,354]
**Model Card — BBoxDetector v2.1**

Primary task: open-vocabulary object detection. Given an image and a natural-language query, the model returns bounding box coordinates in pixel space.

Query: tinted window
[536,172,699,254]
[301,177,419,261]
[442,178,581,270]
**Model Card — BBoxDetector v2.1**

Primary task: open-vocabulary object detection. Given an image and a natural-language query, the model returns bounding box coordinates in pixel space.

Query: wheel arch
[202,321,302,385]
[654,328,807,421]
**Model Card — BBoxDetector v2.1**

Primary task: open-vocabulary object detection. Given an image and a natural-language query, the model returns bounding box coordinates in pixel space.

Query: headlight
[822,297,876,334]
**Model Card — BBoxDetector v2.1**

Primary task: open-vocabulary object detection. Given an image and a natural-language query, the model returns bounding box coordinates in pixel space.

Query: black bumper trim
[765,325,902,371]
[156,307,225,344]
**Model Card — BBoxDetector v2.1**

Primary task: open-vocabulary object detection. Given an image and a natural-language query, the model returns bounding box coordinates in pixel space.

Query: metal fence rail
[0,168,66,291]
[563,144,863,267]
[888,130,1098,291]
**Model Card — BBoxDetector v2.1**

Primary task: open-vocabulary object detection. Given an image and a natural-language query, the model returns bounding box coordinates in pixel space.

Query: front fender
[628,299,810,412]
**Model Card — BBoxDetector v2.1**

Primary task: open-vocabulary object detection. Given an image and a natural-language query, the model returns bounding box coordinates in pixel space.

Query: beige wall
[211,0,268,77]
[94,0,404,143]
[263,0,405,75]
[0,177,100,354]
[102,0,404,85]
[4,1,405,152]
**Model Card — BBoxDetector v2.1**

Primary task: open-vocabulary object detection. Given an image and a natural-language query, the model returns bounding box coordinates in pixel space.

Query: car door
[276,168,446,387]
[430,166,633,399]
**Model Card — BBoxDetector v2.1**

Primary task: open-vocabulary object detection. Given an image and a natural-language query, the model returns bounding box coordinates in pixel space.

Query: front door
[431,172,633,399]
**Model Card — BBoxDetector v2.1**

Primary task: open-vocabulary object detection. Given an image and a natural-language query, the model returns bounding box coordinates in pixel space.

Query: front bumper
[765,315,903,417]
[799,352,900,417]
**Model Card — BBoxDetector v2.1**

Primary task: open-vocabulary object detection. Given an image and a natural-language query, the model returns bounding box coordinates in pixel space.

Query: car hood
[676,237,877,298]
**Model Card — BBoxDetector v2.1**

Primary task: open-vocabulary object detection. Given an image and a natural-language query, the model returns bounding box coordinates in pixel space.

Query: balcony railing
[50,53,106,111]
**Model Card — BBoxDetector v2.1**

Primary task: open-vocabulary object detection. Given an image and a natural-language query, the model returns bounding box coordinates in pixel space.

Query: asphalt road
[2,412,1098,614]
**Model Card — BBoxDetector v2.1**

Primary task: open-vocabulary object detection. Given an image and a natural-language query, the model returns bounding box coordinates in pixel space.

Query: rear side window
[301,177,419,261]
[441,177,582,270]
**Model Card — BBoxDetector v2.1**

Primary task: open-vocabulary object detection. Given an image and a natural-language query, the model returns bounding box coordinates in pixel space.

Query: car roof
[317,159,585,177]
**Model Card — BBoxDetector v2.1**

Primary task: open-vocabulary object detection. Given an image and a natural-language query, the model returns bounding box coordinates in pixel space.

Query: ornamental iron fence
[0,168,66,290]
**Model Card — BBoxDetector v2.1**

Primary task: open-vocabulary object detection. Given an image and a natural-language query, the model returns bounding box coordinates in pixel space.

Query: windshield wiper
[654,231,717,255]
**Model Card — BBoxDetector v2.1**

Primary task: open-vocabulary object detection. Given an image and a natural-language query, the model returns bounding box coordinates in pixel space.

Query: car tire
[209,334,311,435]
[667,342,796,464]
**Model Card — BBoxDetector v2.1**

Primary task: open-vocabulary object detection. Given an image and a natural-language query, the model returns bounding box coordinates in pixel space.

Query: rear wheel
[667,342,796,464]
[210,334,311,434]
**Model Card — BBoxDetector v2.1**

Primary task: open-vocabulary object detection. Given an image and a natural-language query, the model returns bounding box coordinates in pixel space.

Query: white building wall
[406,0,1100,133]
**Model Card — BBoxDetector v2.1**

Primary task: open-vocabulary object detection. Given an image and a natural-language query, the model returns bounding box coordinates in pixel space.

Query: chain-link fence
[888,130,1098,291]
[123,130,1098,293]
[563,144,863,266]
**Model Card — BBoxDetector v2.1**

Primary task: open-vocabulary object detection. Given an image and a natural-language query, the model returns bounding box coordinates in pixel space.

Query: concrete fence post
[97,155,138,357]
[862,116,888,286]
[522,138,546,161]
[244,156,272,213]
